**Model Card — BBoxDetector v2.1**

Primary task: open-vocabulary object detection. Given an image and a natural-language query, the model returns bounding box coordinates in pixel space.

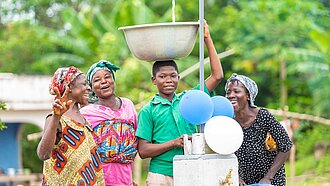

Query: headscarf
[86,60,120,103]
[86,59,120,87]
[49,66,83,96]
[225,73,258,108]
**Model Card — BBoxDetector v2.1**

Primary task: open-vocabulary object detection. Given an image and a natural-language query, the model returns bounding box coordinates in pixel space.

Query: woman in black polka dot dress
[225,73,293,186]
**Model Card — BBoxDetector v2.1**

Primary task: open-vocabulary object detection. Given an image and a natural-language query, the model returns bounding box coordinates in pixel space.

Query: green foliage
[286,154,330,186]
[295,123,330,159]
[215,0,329,116]
[290,155,318,176]
[0,0,329,178]
[0,21,56,74]
[317,155,330,175]
[21,124,43,173]
[0,102,6,130]
[286,154,330,182]
[292,122,330,177]
[116,57,155,106]
[284,122,330,185]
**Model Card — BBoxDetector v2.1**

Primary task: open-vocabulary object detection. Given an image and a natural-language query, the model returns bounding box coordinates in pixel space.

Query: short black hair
[152,60,179,76]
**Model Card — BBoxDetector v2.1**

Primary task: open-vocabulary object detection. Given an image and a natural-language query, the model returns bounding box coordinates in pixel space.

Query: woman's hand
[239,177,247,186]
[52,86,72,116]
[259,177,272,184]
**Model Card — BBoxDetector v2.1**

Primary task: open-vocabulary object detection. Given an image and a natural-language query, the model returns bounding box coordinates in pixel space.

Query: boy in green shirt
[136,20,224,186]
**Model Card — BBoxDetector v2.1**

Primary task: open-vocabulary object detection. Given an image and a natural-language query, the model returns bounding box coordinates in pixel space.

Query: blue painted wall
[0,123,20,174]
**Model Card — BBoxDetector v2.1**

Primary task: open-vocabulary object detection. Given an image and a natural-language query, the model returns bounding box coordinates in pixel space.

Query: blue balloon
[211,96,234,118]
[179,90,214,125]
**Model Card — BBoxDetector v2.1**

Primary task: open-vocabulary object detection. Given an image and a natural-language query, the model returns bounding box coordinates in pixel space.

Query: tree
[216,0,329,117]
[286,27,330,118]
[0,21,56,74]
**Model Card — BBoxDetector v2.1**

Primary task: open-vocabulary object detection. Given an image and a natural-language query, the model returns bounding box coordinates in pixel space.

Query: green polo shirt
[136,84,211,176]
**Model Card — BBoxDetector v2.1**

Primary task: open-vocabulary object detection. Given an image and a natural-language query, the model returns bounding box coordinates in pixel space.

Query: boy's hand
[203,20,210,39]
[172,135,185,148]
[52,86,72,116]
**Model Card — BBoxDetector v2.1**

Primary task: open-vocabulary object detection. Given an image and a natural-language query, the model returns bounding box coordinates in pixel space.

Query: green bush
[293,122,330,176]
[21,123,43,173]
[0,102,7,130]
[295,122,330,159]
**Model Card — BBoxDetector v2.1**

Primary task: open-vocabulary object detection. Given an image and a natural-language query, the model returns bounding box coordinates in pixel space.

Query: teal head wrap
[86,59,120,87]
[86,60,120,103]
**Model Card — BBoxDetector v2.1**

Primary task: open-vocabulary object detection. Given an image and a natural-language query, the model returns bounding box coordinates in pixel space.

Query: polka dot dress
[235,108,293,186]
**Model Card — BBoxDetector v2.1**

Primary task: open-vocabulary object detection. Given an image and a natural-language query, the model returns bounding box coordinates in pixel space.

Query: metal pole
[199,0,204,131]
[199,0,204,92]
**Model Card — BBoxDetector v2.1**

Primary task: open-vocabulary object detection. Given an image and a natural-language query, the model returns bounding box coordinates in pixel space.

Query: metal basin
[118,22,199,61]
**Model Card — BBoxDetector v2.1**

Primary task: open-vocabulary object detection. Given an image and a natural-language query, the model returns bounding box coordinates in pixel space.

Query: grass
[286,154,330,186]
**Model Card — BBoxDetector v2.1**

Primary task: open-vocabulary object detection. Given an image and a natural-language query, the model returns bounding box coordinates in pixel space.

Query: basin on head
[118,22,199,62]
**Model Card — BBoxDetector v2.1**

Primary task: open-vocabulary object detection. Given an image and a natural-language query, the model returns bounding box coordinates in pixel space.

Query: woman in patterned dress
[225,73,292,186]
[37,66,105,186]
[80,60,138,186]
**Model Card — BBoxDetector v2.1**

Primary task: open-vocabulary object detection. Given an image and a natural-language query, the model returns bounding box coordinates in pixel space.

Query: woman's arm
[37,86,71,160]
[37,115,61,160]
[260,151,290,183]
[260,109,292,183]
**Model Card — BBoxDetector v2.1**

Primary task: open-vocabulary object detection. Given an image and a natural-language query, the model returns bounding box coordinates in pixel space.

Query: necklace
[97,97,121,110]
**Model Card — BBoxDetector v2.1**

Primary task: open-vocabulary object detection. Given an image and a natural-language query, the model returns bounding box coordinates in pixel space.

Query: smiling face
[69,74,90,106]
[152,65,180,101]
[225,80,250,112]
[91,69,115,99]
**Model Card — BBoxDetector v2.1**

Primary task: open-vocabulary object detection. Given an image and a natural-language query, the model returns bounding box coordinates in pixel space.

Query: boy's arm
[204,20,224,92]
[138,136,184,159]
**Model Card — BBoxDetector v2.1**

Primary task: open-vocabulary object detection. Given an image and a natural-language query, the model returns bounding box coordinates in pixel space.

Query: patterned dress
[235,108,292,186]
[80,97,138,186]
[42,115,105,186]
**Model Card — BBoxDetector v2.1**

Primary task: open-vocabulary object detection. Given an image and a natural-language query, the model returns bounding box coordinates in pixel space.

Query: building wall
[0,123,21,174]
[0,74,52,174]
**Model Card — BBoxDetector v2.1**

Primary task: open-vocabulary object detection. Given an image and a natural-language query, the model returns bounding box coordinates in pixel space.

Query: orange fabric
[42,115,104,185]
[265,131,277,151]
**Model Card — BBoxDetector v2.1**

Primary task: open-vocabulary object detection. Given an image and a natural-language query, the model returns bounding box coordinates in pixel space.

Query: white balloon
[204,116,243,155]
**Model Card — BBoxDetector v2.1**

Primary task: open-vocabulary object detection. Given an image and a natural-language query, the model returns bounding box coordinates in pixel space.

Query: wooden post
[290,144,296,185]
[283,105,295,185]
[280,59,287,109]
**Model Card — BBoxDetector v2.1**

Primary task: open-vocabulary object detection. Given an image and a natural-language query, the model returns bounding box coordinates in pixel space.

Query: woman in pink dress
[80,60,138,186]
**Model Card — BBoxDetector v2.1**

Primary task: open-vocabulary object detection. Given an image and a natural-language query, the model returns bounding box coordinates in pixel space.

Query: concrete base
[173,154,239,186]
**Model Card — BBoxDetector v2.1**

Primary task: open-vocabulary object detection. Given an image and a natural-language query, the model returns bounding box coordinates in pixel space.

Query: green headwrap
[86,59,120,87]
[86,60,120,103]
